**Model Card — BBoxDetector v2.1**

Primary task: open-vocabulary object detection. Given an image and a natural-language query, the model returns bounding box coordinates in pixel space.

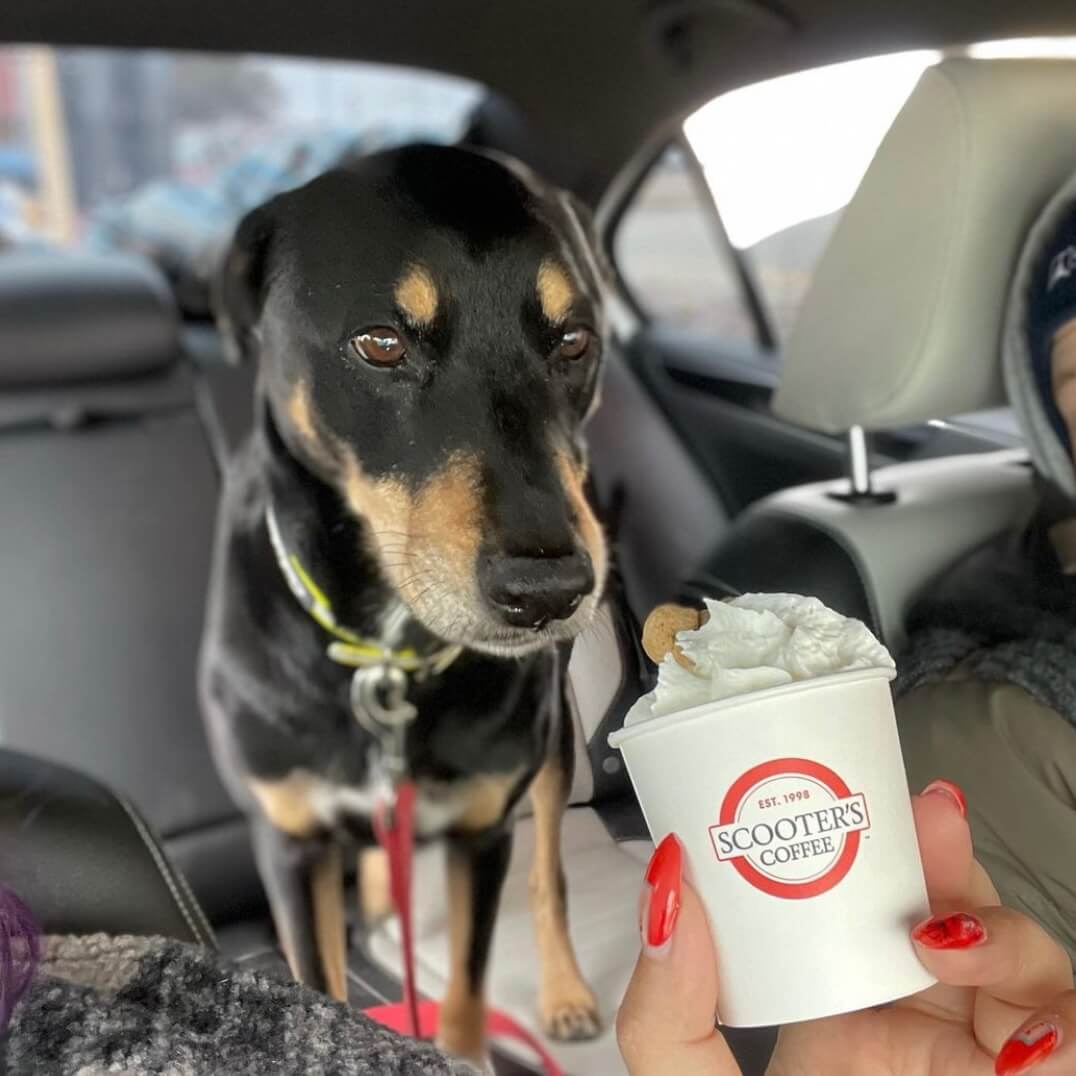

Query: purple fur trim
[0,885,39,1029]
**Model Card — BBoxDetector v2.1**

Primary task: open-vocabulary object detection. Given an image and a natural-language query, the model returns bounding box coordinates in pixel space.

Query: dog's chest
[308,769,522,839]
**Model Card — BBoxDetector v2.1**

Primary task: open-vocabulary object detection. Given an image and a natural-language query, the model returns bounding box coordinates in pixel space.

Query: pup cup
[611,598,935,1027]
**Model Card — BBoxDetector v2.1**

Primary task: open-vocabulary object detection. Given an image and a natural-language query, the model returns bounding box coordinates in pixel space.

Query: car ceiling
[7,0,1076,197]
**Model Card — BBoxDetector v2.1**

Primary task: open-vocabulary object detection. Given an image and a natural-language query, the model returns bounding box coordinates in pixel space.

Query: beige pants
[897,672,1076,970]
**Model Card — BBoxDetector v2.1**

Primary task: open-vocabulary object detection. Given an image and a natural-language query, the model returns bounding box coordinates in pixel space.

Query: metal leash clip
[350,662,417,786]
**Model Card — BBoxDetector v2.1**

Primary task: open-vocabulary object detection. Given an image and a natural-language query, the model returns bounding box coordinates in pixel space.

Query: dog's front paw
[436,1007,487,1072]
[442,1050,493,1076]
[540,983,602,1042]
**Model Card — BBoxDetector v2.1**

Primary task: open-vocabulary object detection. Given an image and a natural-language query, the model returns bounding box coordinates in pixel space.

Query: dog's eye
[555,328,592,361]
[350,328,406,367]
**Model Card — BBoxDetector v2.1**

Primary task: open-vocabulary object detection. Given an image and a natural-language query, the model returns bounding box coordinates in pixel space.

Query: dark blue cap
[1026,202,1076,457]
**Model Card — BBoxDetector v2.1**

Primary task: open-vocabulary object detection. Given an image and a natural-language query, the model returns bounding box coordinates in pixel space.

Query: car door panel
[625,324,853,513]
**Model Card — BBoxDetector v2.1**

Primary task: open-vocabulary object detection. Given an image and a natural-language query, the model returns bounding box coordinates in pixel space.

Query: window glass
[684,50,939,340]
[0,47,481,270]
[613,145,757,344]
[682,38,1076,341]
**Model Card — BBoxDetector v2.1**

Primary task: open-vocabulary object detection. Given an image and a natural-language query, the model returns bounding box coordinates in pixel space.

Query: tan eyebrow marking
[394,263,439,327]
[537,258,574,324]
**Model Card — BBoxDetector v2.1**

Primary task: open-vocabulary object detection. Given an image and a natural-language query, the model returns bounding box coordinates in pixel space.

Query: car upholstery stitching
[168,848,218,948]
[115,793,216,948]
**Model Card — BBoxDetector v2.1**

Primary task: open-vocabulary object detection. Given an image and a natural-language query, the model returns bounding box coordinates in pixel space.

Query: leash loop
[350,663,415,728]
[350,663,417,783]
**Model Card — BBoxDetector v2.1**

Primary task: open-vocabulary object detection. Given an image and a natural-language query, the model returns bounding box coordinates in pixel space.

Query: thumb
[616,834,742,1076]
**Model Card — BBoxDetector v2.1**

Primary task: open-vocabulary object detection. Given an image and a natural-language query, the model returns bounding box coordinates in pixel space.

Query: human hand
[616,781,1075,1075]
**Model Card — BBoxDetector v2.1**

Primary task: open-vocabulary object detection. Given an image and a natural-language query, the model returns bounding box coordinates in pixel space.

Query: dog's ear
[214,204,275,365]
[559,191,614,293]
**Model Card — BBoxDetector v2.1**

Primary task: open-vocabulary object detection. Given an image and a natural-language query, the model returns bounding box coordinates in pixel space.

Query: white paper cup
[609,667,934,1027]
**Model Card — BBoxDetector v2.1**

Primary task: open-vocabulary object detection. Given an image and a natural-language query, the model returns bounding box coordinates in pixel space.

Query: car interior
[3,3,1076,1074]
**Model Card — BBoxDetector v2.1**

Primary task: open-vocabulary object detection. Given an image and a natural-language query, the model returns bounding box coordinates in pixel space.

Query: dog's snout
[480,551,594,629]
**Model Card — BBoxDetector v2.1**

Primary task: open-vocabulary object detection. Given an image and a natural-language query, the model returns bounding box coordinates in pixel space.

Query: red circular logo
[708,757,870,900]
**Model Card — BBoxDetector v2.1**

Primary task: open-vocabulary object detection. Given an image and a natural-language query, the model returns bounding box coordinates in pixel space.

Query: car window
[0,47,481,277]
[612,145,758,346]
[685,50,939,342]
[683,39,1076,343]
[611,53,940,351]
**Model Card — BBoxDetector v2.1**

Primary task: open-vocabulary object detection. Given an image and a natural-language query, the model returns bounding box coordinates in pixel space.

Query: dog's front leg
[528,757,601,1040]
[437,828,513,1065]
[251,818,349,1002]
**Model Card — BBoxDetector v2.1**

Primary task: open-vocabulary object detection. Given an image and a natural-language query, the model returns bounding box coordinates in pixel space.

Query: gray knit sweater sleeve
[4,935,479,1076]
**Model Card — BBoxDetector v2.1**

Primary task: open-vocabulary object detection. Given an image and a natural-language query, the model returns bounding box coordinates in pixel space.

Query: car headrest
[774,58,1076,433]
[0,252,179,388]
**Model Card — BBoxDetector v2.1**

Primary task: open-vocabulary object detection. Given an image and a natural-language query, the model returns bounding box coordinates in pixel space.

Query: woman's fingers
[912,782,1072,1059]
[913,901,1073,1060]
[912,906,1073,1011]
[993,991,1076,1075]
[913,781,1000,909]
[616,834,741,1076]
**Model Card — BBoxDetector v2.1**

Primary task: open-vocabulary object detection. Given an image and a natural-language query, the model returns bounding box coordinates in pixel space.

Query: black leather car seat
[1,747,214,945]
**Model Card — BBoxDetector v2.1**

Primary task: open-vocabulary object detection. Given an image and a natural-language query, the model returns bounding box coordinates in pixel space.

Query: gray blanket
[4,934,477,1076]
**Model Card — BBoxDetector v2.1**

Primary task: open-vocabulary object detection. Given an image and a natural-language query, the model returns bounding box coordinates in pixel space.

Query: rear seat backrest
[0,252,178,386]
[0,252,259,923]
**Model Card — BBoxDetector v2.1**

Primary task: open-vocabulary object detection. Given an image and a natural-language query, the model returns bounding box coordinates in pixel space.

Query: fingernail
[995,1018,1062,1075]
[921,778,968,818]
[640,833,682,958]
[912,912,986,949]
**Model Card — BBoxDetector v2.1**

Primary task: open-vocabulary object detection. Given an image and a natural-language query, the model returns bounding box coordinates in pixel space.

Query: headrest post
[827,425,897,507]
[848,425,872,497]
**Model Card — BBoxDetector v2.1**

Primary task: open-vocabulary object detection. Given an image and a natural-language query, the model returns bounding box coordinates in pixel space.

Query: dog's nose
[480,551,594,629]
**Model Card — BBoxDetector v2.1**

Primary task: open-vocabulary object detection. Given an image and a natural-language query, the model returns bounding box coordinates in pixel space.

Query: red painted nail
[995,1019,1061,1075]
[912,912,986,949]
[921,778,968,818]
[642,833,682,951]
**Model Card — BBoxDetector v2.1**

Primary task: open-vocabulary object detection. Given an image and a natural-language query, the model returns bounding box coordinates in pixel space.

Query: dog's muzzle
[478,550,595,630]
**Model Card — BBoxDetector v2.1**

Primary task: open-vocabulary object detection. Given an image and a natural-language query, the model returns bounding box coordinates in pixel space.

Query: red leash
[371,781,421,1036]
[368,781,566,1076]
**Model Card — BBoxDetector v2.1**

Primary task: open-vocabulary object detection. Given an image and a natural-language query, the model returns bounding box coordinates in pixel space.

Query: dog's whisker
[407,579,451,610]
[376,560,419,572]
[394,574,438,596]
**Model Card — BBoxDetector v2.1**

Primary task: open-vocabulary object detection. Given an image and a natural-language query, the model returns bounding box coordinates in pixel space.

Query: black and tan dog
[199,144,607,1061]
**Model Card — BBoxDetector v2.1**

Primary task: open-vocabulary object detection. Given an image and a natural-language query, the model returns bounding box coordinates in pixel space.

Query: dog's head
[218,144,608,656]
